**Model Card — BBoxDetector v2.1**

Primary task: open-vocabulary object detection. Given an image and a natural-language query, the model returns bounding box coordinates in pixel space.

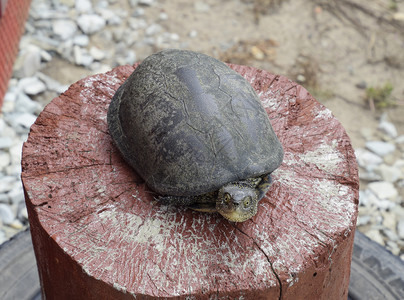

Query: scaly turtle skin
[158,173,272,222]
[108,49,284,222]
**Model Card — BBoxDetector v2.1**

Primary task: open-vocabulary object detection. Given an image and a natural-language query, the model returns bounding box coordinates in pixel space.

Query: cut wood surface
[22,64,359,299]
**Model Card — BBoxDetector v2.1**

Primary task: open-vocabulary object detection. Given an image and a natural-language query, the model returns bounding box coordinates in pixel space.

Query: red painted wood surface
[22,64,359,299]
[0,0,31,106]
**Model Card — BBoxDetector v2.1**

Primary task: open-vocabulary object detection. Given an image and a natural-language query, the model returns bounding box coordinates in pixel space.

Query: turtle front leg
[257,173,273,200]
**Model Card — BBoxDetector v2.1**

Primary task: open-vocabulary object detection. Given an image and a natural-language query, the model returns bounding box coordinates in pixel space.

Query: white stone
[393,160,404,176]
[90,63,111,74]
[125,50,136,65]
[18,77,46,95]
[60,0,75,7]
[365,141,395,157]
[358,168,381,182]
[355,148,383,168]
[356,215,371,226]
[19,206,29,221]
[0,152,11,169]
[0,203,15,225]
[378,121,398,138]
[8,113,37,130]
[9,219,24,230]
[0,176,16,194]
[0,120,16,139]
[0,193,8,203]
[159,12,168,21]
[73,34,90,47]
[98,8,121,25]
[128,18,147,30]
[396,135,404,144]
[108,15,122,26]
[77,14,106,35]
[359,189,379,207]
[7,185,24,204]
[15,45,42,78]
[374,164,403,183]
[0,137,13,149]
[75,0,92,13]
[112,28,124,42]
[52,19,78,40]
[89,46,106,61]
[5,164,21,177]
[387,241,401,256]
[376,199,396,210]
[1,102,14,114]
[397,220,404,239]
[132,8,145,17]
[10,143,23,167]
[381,211,397,230]
[364,229,385,245]
[145,23,162,36]
[15,92,42,114]
[383,230,399,245]
[40,49,52,62]
[170,33,180,41]
[74,46,94,67]
[3,88,17,103]
[37,72,68,94]
[189,30,198,38]
[368,181,398,200]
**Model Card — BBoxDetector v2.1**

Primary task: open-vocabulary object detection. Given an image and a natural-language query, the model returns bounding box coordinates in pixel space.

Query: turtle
[107,49,284,222]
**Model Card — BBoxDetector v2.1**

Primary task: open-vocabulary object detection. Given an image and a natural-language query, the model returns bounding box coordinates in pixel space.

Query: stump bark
[22,63,359,299]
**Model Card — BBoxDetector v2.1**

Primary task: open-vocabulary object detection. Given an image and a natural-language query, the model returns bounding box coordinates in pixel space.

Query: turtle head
[216,182,258,222]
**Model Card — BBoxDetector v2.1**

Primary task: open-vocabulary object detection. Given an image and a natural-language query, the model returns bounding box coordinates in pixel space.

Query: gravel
[0,0,403,263]
[355,118,404,260]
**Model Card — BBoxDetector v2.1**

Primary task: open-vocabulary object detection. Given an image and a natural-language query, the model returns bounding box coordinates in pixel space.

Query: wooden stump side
[22,64,359,299]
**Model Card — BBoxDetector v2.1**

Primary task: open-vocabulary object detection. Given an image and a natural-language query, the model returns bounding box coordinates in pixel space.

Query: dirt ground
[42,0,404,150]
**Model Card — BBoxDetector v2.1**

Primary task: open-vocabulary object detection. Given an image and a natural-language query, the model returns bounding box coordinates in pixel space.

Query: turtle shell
[108,49,284,196]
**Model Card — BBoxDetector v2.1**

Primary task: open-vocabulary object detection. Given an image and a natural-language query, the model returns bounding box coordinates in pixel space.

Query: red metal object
[0,0,31,107]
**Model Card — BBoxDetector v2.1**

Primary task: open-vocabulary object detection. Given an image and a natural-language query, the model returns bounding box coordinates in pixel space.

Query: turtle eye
[224,193,231,203]
[243,196,252,208]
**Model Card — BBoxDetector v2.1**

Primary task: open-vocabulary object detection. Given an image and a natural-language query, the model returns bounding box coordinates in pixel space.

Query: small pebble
[77,14,106,34]
[355,81,367,89]
[75,0,93,13]
[378,121,398,138]
[365,229,385,245]
[398,220,404,239]
[0,137,14,149]
[367,181,398,201]
[355,148,383,168]
[52,19,78,40]
[18,77,46,95]
[73,34,90,47]
[0,152,11,170]
[0,204,15,225]
[366,141,395,157]
[374,164,402,183]
[189,30,198,38]
[90,46,106,61]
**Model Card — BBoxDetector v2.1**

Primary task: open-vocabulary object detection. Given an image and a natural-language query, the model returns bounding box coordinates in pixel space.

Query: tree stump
[22,63,359,299]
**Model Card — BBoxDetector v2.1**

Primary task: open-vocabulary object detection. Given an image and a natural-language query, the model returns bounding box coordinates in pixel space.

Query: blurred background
[0,0,404,261]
